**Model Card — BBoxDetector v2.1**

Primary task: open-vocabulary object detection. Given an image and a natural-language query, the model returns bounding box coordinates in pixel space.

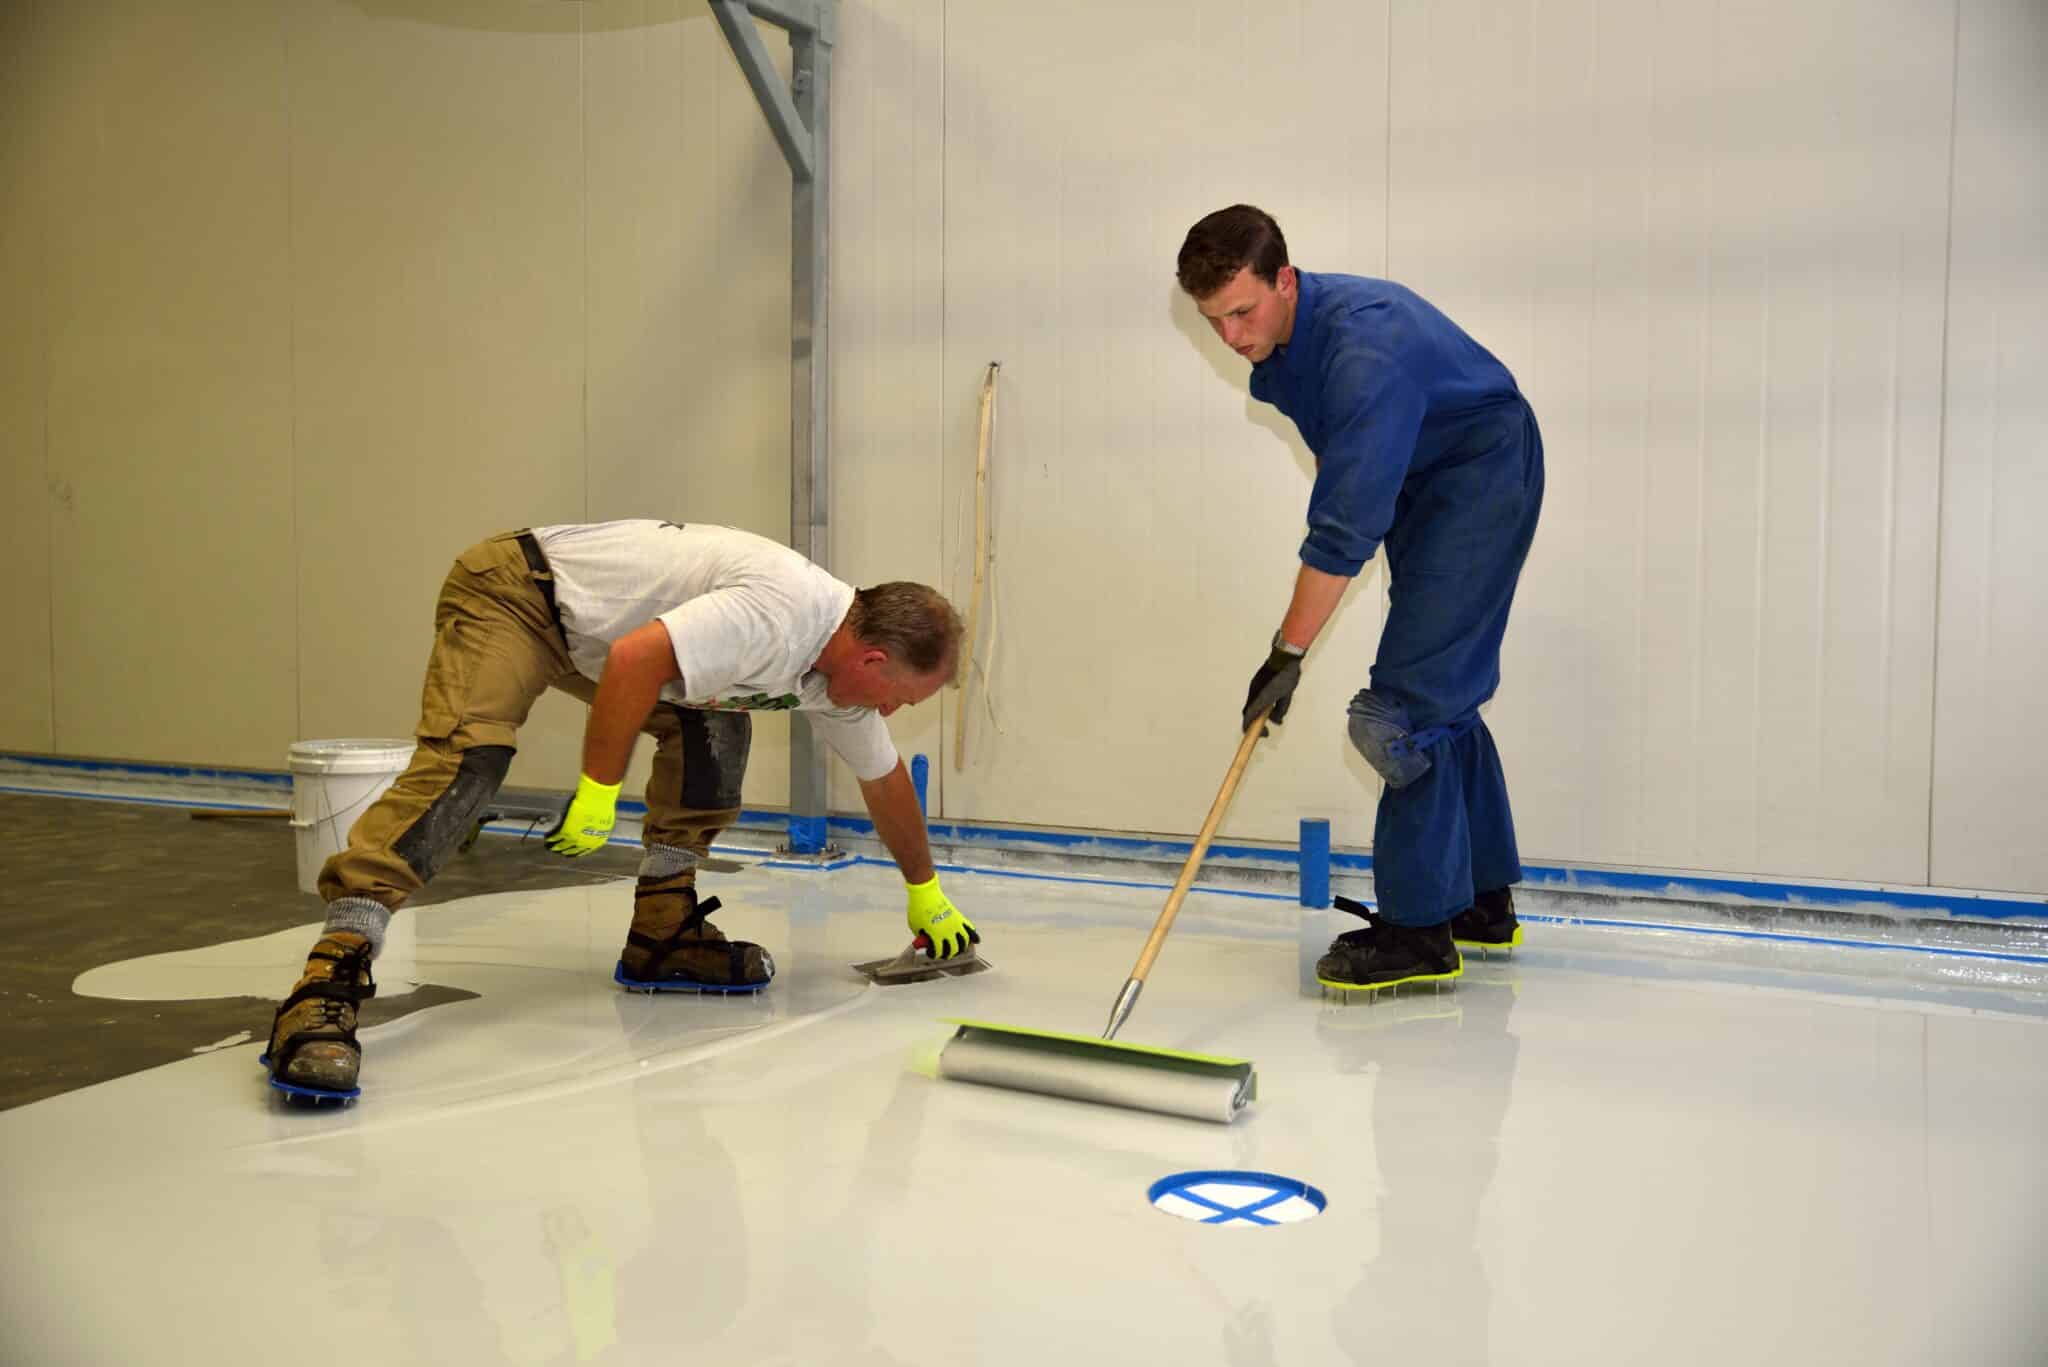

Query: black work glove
[1241,634,1305,733]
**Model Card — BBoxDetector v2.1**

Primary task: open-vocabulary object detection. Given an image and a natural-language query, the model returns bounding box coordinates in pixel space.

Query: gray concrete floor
[0,791,646,1111]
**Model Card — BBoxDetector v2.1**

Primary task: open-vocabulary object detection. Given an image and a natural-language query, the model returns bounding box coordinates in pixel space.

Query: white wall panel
[39,1,300,769]
[583,1,798,805]
[828,0,949,813]
[0,0,2042,896]
[287,0,587,780]
[939,0,1394,845]
[0,1,57,754]
[1932,0,2048,895]
[1392,0,1953,884]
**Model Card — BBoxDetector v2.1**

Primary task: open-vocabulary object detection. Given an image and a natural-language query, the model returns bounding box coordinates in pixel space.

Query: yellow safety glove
[545,774,622,857]
[905,875,979,960]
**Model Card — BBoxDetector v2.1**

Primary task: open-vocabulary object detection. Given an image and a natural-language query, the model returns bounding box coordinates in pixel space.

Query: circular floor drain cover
[1148,1170,1327,1227]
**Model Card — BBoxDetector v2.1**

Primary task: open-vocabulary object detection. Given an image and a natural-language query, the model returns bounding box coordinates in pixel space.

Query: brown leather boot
[265,932,377,1097]
[618,878,772,991]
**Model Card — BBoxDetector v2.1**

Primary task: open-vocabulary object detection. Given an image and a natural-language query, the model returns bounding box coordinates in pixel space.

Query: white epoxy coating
[6,862,2047,1365]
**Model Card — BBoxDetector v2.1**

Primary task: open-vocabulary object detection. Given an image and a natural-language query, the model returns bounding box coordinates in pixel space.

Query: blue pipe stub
[1148,1170,1328,1227]
[785,812,829,855]
[1299,817,1331,908]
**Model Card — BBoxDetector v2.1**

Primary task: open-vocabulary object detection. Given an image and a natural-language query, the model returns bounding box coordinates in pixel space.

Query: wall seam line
[1922,0,1964,889]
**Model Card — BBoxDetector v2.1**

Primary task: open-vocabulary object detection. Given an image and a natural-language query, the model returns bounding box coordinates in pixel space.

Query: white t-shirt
[530,520,900,781]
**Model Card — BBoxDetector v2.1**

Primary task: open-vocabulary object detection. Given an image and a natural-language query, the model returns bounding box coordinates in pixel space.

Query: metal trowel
[852,934,992,985]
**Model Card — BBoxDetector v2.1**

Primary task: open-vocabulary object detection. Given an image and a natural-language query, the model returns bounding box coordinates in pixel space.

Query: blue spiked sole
[257,1053,360,1106]
[612,961,771,995]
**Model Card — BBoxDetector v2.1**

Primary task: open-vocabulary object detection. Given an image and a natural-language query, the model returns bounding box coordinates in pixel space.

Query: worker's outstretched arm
[547,622,682,857]
[859,759,979,959]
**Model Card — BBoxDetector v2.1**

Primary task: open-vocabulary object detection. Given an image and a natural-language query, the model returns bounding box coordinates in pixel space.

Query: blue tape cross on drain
[1148,1171,1327,1227]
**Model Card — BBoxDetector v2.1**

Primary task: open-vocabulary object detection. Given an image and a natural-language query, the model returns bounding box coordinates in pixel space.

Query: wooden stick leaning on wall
[954,361,998,771]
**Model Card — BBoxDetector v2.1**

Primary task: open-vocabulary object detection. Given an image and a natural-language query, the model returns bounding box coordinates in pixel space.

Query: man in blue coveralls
[1176,204,1544,992]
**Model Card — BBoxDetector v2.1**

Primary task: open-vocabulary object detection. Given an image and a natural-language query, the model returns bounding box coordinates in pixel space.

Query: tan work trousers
[317,531,750,909]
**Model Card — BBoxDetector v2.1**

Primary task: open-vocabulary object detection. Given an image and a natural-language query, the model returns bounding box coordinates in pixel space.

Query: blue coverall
[1250,270,1545,927]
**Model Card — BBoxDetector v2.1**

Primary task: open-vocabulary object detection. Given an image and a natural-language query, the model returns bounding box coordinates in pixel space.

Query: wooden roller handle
[1127,711,1268,983]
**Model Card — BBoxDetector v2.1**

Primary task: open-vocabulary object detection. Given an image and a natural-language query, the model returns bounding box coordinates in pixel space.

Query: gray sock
[639,843,700,880]
[323,897,393,960]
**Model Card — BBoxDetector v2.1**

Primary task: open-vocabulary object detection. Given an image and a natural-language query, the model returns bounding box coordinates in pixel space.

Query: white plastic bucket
[287,739,416,896]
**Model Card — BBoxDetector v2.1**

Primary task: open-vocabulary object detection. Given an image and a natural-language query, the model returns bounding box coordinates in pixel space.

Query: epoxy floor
[4,857,2045,1366]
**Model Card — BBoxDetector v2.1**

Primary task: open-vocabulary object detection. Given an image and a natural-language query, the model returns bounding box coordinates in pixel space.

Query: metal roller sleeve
[939,1026,1255,1125]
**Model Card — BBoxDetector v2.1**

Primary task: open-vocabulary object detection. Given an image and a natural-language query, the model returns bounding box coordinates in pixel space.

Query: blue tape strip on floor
[850,854,1300,904]
[9,780,2043,968]
[1520,913,2048,968]
[766,807,1378,875]
[0,753,294,788]
[724,810,2048,924]
[8,753,2046,930]
[0,785,292,811]
[1517,864,2048,922]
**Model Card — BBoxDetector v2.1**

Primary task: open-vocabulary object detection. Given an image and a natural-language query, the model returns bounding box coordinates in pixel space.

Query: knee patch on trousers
[677,708,751,811]
[1347,690,1486,788]
[1345,691,1433,789]
[1347,690,1433,788]
[392,743,513,882]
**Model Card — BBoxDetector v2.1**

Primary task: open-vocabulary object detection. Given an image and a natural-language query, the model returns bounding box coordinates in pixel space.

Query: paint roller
[935,713,1269,1123]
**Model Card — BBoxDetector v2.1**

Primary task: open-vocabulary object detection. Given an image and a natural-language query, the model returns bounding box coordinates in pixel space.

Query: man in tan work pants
[267,522,972,1103]
[316,532,754,958]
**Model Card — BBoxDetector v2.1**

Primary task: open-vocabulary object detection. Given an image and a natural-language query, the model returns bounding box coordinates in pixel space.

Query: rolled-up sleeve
[1300,353,1426,576]
[656,589,775,702]
[807,706,900,783]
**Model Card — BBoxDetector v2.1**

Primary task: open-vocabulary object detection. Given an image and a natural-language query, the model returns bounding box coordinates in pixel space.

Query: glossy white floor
[5,857,2045,1366]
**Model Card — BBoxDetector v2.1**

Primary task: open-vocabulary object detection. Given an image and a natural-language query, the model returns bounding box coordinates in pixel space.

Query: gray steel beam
[741,0,834,42]
[784,20,832,849]
[707,0,814,181]
[709,0,836,853]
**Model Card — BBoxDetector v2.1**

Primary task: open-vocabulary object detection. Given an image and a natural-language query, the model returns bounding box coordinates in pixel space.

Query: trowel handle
[1127,712,1268,985]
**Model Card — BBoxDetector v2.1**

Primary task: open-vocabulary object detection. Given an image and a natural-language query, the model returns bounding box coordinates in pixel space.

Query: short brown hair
[1176,204,1290,299]
[850,582,963,680]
